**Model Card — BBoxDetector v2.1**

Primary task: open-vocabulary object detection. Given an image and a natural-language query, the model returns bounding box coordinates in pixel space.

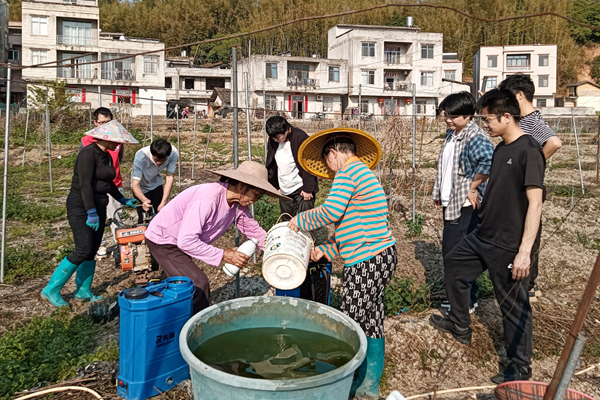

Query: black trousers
[445,234,532,366]
[146,239,210,315]
[278,187,315,221]
[443,206,480,305]
[134,185,164,224]
[66,193,108,265]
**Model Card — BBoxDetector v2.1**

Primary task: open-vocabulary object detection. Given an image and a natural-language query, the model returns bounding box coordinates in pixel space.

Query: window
[487,55,497,68]
[361,70,375,85]
[31,50,48,65]
[61,21,92,45]
[266,63,277,79]
[416,101,427,114]
[8,50,19,61]
[31,16,48,36]
[444,70,456,81]
[323,97,333,112]
[328,66,339,82]
[485,77,497,90]
[361,43,375,57]
[359,100,369,114]
[568,87,576,97]
[144,56,158,74]
[184,78,194,90]
[539,54,549,67]
[57,53,93,78]
[288,64,309,79]
[538,75,549,88]
[537,99,547,107]
[421,44,434,59]
[101,53,135,80]
[506,54,530,67]
[265,94,277,110]
[420,71,434,86]
[165,77,172,88]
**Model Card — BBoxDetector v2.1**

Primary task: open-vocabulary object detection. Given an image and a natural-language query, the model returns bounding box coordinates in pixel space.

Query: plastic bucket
[180,296,367,400]
[262,222,313,290]
[494,381,596,400]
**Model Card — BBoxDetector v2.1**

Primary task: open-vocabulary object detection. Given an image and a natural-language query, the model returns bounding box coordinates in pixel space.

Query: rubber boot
[73,260,103,302]
[41,257,78,307]
[351,337,385,399]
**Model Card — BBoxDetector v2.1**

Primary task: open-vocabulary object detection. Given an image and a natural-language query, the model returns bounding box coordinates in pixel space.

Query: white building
[238,54,348,120]
[165,56,230,116]
[20,0,166,116]
[8,21,25,104]
[327,24,444,116]
[473,44,557,107]
[440,52,470,100]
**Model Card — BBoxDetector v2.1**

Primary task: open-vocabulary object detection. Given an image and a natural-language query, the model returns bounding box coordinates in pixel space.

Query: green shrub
[476,271,495,298]
[202,124,212,133]
[3,244,56,284]
[0,308,99,399]
[404,214,424,238]
[253,197,281,230]
[384,276,430,316]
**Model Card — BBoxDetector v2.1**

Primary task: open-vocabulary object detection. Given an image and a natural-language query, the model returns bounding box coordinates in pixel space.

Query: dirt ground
[1,117,600,400]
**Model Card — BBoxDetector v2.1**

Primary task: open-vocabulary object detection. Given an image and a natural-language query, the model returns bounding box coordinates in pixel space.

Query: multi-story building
[237,54,348,119]
[0,0,9,99]
[165,56,230,115]
[8,21,25,104]
[440,52,470,100]
[473,44,557,107]
[20,0,166,116]
[327,24,443,116]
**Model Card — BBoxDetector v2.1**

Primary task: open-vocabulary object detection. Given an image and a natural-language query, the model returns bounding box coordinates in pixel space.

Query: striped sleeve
[318,236,339,260]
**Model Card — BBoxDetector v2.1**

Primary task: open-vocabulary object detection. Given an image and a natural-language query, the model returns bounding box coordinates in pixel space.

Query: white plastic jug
[262,222,313,290]
[222,238,258,277]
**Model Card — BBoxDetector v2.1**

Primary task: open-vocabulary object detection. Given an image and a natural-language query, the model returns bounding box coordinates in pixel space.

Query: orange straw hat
[298,128,382,179]
[205,161,291,201]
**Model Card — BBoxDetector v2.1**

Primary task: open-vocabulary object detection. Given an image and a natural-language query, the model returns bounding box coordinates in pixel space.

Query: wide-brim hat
[84,120,139,144]
[205,161,292,201]
[298,128,382,179]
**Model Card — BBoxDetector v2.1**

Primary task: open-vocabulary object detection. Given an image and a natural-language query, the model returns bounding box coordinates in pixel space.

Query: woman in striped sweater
[288,130,396,400]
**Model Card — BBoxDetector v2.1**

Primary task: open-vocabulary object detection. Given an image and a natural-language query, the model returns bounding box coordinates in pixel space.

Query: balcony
[506,64,531,71]
[101,68,136,81]
[287,77,319,88]
[57,35,97,47]
[384,82,411,92]
[57,67,94,79]
[384,51,411,65]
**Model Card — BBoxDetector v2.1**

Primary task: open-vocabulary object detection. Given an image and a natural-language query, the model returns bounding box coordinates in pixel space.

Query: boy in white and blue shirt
[131,138,178,223]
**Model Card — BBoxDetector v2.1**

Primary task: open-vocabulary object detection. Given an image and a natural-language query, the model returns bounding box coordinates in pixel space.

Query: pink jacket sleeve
[236,206,267,250]
[176,200,224,266]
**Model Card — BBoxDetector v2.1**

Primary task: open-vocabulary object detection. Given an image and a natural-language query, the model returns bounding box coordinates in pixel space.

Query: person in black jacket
[41,120,139,308]
[265,116,318,221]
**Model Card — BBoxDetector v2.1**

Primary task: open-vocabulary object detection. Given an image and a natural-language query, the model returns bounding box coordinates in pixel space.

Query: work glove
[86,208,100,231]
[118,197,140,208]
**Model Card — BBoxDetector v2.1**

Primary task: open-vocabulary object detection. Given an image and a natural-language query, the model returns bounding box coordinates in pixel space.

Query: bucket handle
[272,213,315,250]
[276,213,294,225]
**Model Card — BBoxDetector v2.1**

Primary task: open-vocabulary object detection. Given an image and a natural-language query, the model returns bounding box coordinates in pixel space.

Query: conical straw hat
[205,161,291,201]
[298,128,382,179]
[84,120,139,144]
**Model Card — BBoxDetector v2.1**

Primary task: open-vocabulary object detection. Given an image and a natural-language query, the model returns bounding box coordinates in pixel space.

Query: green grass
[0,308,117,399]
[384,276,430,316]
[404,214,424,238]
[3,244,57,284]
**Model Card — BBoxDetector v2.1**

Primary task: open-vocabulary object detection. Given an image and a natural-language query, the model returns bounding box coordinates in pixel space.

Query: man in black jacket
[265,116,318,221]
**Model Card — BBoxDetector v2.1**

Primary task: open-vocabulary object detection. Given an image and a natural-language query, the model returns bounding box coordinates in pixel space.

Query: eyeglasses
[481,114,502,125]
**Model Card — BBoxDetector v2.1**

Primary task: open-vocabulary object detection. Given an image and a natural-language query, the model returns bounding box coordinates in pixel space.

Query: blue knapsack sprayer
[117,276,194,400]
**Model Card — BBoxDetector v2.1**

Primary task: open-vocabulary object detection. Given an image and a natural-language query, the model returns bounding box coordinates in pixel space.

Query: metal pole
[88,103,92,130]
[412,83,416,223]
[192,105,197,179]
[245,72,252,162]
[232,46,240,298]
[1,65,12,283]
[22,108,29,167]
[596,115,599,185]
[263,90,267,163]
[571,113,585,194]
[373,119,380,179]
[554,334,587,400]
[46,92,52,193]
[358,84,362,131]
[150,96,154,142]
[98,85,101,107]
[176,105,180,188]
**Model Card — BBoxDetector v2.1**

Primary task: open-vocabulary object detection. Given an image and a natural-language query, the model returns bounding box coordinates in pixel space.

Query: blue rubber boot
[41,257,78,307]
[351,337,385,399]
[73,260,103,302]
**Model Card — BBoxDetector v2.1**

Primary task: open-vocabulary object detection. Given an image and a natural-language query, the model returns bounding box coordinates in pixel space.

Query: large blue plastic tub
[180,296,367,400]
[117,276,195,400]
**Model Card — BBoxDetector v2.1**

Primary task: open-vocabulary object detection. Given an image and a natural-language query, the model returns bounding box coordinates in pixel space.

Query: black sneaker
[490,363,532,384]
[429,314,472,345]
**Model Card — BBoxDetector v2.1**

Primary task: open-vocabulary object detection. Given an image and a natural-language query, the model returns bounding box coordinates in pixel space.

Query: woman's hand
[223,247,250,267]
[288,218,300,232]
[310,248,324,262]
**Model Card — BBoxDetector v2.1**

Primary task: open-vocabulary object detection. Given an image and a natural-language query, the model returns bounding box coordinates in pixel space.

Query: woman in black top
[41,120,138,307]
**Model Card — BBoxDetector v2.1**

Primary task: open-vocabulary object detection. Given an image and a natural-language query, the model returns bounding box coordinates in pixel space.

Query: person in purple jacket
[145,161,290,314]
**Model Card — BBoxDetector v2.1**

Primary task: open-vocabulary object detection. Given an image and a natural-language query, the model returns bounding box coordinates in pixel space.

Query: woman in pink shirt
[145,161,290,314]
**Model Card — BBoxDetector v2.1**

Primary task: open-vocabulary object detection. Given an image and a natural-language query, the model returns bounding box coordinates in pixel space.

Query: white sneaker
[441,301,478,314]
[96,246,107,257]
